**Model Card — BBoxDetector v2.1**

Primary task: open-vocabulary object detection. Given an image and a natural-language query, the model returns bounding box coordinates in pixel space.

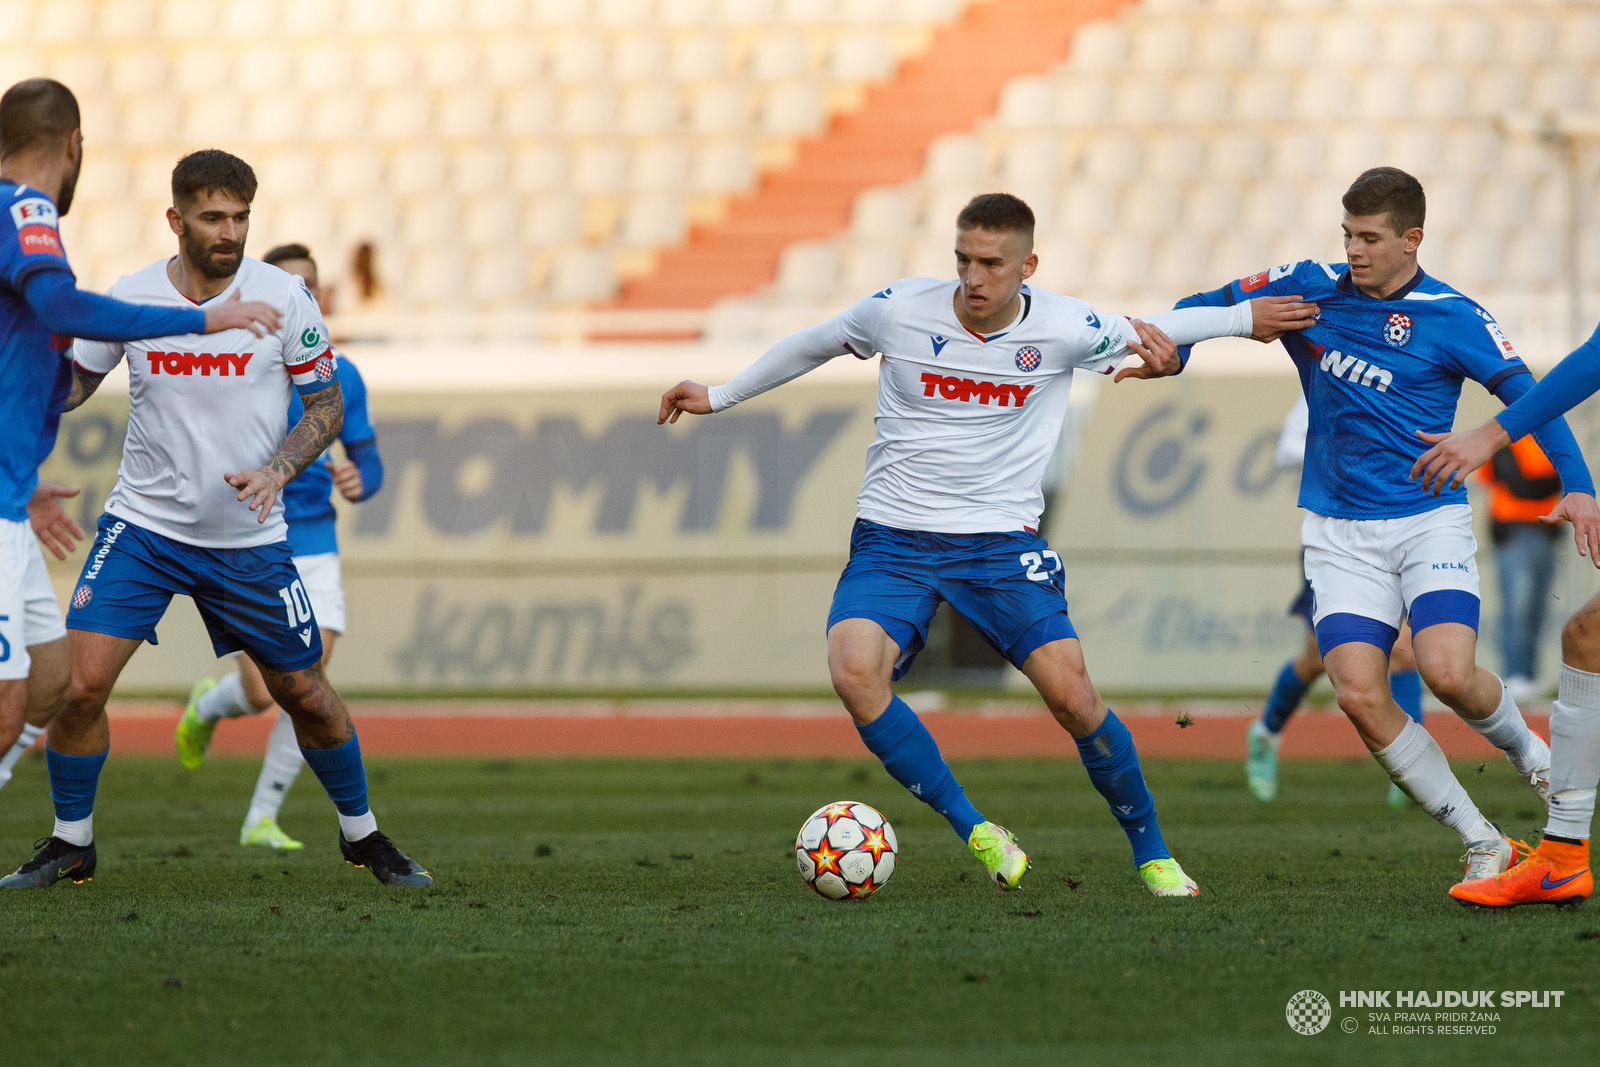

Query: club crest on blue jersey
[1383,312,1413,349]
[72,586,91,608]
[930,335,948,356]
[1014,346,1041,372]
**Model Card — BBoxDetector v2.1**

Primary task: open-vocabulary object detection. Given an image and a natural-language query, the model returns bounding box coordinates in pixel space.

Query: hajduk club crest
[1014,345,1042,372]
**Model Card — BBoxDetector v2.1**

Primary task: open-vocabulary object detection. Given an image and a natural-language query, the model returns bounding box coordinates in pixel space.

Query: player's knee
[829,654,885,710]
[1417,660,1470,702]
[61,675,113,723]
[1561,609,1600,670]
[1333,683,1389,730]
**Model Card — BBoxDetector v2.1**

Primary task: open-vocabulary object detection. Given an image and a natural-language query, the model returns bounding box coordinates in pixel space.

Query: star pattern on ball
[809,841,843,876]
[820,802,856,824]
[846,878,879,899]
[859,826,892,864]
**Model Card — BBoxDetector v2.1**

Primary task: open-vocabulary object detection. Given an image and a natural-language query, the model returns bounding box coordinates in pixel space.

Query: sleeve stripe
[71,360,107,379]
[287,347,333,385]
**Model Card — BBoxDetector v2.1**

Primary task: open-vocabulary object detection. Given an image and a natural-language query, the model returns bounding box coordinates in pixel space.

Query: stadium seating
[707,0,1600,351]
[0,0,969,311]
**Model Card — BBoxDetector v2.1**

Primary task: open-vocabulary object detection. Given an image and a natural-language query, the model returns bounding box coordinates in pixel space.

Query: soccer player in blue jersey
[1,150,428,889]
[1160,167,1600,886]
[174,243,384,852]
[0,79,282,809]
[1412,326,1600,906]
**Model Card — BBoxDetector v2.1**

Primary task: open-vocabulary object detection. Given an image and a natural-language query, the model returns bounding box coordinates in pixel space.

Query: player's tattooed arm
[62,364,106,412]
[224,382,345,524]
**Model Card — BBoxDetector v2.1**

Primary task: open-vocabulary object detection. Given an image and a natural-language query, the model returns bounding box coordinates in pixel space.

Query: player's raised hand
[331,459,364,501]
[27,481,84,560]
[224,468,284,523]
[658,380,712,424]
[1112,319,1180,382]
[203,290,283,338]
[1410,420,1511,496]
[1543,491,1600,568]
[1247,295,1320,342]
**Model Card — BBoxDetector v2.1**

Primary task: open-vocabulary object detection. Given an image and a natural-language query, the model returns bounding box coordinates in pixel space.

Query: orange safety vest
[1475,436,1561,523]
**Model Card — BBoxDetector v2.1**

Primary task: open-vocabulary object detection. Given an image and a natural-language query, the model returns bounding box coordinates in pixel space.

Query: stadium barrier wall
[41,370,1600,696]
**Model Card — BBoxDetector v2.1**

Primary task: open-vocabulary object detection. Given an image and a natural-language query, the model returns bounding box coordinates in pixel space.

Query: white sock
[338,810,378,842]
[244,710,305,828]
[1374,719,1499,846]
[196,673,256,724]
[1464,675,1547,776]
[53,815,92,847]
[1547,663,1600,841]
[0,723,44,790]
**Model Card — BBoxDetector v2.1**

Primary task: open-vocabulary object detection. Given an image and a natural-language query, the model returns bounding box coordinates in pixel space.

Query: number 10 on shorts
[278,580,312,629]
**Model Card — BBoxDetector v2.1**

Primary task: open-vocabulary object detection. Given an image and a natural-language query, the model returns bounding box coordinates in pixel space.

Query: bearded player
[1413,322,1600,907]
[658,194,1315,897]
[0,150,428,889]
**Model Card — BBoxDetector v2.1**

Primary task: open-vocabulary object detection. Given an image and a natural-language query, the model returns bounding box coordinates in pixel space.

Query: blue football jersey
[0,181,76,521]
[281,353,378,556]
[1193,261,1543,520]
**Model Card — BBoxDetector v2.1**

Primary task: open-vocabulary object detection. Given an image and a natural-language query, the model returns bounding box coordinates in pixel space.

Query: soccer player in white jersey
[658,194,1315,896]
[0,80,283,803]
[174,243,385,852]
[0,151,429,889]
[1413,322,1600,907]
[1164,168,1600,888]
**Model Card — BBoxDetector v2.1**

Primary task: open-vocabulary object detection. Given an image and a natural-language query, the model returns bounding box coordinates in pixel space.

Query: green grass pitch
[1,754,1596,1066]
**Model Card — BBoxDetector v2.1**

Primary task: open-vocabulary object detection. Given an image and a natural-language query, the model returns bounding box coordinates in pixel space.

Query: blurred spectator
[348,241,389,312]
[1476,437,1563,702]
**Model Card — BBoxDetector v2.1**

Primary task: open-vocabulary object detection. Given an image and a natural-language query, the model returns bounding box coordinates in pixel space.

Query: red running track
[91,705,1543,761]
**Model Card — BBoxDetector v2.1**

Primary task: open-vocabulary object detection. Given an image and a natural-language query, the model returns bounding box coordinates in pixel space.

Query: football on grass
[795,801,897,900]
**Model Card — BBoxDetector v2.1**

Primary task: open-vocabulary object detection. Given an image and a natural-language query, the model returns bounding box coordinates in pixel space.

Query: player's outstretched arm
[201,290,283,338]
[27,481,84,561]
[658,319,849,424]
[1542,491,1600,569]
[226,382,345,524]
[658,381,711,424]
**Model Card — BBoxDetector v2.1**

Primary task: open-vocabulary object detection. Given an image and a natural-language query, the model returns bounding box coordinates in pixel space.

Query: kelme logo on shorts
[301,327,321,348]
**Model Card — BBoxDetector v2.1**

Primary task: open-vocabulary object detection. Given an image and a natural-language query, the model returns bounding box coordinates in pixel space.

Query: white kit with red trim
[73,256,336,548]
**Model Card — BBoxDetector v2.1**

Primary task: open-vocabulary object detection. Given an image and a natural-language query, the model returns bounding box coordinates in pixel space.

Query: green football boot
[968,821,1030,890]
[1139,856,1199,897]
[1245,720,1280,802]
[241,816,303,850]
[174,678,218,770]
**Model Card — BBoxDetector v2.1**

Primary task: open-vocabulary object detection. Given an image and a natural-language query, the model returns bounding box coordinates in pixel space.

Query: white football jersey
[74,256,335,548]
[839,277,1144,534]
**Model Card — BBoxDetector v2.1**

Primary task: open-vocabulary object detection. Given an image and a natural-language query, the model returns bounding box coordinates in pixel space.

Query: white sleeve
[1275,395,1309,468]
[708,319,849,412]
[1074,303,1252,371]
[71,337,125,375]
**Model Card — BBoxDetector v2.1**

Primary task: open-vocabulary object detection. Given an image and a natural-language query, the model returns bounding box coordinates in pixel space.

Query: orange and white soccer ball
[795,801,898,900]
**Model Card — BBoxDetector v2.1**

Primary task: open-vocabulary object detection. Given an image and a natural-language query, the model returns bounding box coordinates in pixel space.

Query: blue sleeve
[336,359,382,500]
[1491,370,1595,496]
[343,438,383,501]
[22,270,206,343]
[1496,325,1600,442]
[1172,284,1236,369]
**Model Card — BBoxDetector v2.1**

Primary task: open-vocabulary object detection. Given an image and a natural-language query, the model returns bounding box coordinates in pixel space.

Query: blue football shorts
[1288,550,1314,625]
[827,519,1078,680]
[66,514,323,672]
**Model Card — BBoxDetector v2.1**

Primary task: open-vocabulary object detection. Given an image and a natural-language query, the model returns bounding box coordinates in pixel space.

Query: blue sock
[855,695,983,840]
[299,733,370,816]
[1390,670,1424,725]
[1261,659,1313,734]
[46,746,108,821]
[1075,710,1170,866]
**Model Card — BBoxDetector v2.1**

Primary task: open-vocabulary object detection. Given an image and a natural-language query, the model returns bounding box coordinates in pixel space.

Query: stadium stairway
[605,0,1134,329]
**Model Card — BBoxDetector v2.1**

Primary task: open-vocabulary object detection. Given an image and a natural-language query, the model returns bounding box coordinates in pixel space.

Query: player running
[1412,322,1600,907]
[658,193,1315,896]
[175,243,384,851]
[1,79,282,800]
[1,150,429,889]
[1161,167,1599,887]
[1247,396,1426,808]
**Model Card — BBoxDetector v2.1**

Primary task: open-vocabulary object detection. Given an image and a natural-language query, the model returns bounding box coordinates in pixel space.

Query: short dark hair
[0,79,80,158]
[263,243,314,267]
[1342,167,1425,236]
[957,193,1035,239]
[171,149,258,208]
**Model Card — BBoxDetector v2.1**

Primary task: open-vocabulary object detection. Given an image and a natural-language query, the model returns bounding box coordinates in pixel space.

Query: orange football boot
[1449,837,1591,909]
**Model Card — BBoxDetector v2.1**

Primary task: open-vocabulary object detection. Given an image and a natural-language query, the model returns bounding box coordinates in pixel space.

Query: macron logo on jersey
[1318,346,1392,392]
[146,351,254,376]
[920,372,1035,408]
[10,196,63,257]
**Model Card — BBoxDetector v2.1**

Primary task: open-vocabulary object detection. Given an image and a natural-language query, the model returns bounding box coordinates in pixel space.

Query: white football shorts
[291,552,346,636]
[0,517,69,681]
[1302,504,1480,652]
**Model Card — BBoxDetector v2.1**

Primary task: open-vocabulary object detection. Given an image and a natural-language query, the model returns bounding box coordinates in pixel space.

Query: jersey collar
[1336,265,1427,302]
[956,286,1032,343]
